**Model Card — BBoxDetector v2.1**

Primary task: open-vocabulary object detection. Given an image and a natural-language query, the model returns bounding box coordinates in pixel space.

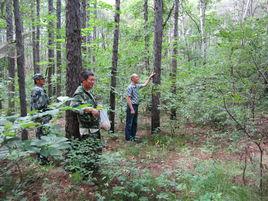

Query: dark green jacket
[70,86,99,129]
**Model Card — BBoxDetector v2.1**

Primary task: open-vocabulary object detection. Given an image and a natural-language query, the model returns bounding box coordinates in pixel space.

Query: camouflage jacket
[70,86,100,129]
[30,86,49,111]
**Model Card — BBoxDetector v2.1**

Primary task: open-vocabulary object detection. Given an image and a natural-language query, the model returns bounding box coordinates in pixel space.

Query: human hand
[130,109,135,114]
[149,72,156,79]
[84,107,99,117]
[91,109,100,117]
[84,107,93,114]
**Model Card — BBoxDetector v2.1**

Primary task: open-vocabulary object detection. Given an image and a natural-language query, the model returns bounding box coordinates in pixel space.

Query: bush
[65,137,102,181]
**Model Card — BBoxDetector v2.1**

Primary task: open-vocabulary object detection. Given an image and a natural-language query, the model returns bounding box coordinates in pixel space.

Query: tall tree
[109,0,120,133]
[13,0,28,140]
[31,1,39,73]
[56,0,62,96]
[80,0,89,63]
[81,0,87,29]
[144,0,150,71]
[170,0,179,120]
[65,0,82,139]
[6,0,15,115]
[151,0,163,133]
[199,0,206,64]
[36,0,41,71]
[92,0,97,64]
[47,0,55,96]
[242,0,253,20]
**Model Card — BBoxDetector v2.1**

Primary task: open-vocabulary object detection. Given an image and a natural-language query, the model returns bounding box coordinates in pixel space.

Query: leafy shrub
[65,137,102,181]
[97,152,261,200]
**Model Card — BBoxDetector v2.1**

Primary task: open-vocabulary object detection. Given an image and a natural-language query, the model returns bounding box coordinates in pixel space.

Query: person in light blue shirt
[125,72,155,141]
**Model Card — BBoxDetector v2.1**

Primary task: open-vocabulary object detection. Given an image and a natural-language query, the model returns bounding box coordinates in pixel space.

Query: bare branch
[163,3,174,29]
[181,3,201,33]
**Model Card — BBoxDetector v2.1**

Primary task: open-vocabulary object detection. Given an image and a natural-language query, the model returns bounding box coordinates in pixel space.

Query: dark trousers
[125,104,138,141]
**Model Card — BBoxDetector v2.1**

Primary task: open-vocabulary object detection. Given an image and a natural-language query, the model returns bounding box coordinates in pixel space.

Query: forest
[0,0,268,200]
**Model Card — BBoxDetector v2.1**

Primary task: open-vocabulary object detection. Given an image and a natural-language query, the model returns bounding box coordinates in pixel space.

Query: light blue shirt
[126,83,145,105]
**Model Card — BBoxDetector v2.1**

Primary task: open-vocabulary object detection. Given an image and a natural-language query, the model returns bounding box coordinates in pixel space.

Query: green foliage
[0,18,6,29]
[65,137,102,181]
[177,161,260,201]
[97,152,260,200]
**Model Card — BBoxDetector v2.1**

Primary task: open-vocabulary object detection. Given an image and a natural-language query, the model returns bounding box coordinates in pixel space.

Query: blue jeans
[125,104,138,141]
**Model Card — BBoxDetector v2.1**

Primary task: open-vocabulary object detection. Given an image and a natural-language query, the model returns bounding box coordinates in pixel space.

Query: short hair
[130,73,138,81]
[80,70,94,82]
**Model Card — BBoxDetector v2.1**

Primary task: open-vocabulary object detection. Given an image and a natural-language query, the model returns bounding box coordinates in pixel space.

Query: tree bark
[242,0,253,20]
[144,0,150,72]
[170,0,179,120]
[81,0,87,56]
[6,0,16,115]
[65,0,82,139]
[48,0,55,96]
[36,0,41,71]
[81,0,87,29]
[92,0,97,65]
[13,0,28,140]
[199,0,206,64]
[31,1,38,73]
[56,0,62,96]
[109,0,120,133]
[151,0,163,134]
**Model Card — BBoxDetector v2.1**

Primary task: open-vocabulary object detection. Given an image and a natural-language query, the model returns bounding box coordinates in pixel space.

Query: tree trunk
[144,0,150,72]
[65,0,82,139]
[48,0,55,96]
[101,27,106,49]
[81,0,88,61]
[81,0,87,29]
[6,0,16,115]
[109,0,120,133]
[31,1,38,73]
[151,0,163,134]
[92,0,97,65]
[13,0,28,140]
[56,0,62,96]
[36,0,41,71]
[242,0,251,20]
[199,0,206,64]
[170,0,179,120]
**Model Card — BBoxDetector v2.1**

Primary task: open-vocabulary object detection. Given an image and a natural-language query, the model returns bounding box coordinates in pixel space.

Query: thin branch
[220,91,252,138]
[250,53,268,84]
[163,3,174,29]
[181,3,200,33]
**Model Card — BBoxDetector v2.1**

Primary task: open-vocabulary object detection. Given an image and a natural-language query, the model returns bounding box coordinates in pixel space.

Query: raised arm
[143,72,156,87]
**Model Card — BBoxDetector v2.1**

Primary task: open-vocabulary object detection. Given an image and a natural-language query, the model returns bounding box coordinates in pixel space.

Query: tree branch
[163,3,174,29]
[220,90,252,138]
[181,3,200,33]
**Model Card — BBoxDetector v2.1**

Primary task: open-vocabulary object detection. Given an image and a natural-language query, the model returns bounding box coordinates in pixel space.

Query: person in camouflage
[30,73,51,164]
[30,73,50,139]
[70,70,102,177]
[31,74,49,112]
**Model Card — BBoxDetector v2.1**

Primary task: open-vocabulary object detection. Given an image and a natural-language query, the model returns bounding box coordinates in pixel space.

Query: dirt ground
[2,114,268,201]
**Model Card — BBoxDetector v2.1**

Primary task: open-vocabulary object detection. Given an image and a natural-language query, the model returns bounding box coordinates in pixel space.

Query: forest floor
[1,114,268,200]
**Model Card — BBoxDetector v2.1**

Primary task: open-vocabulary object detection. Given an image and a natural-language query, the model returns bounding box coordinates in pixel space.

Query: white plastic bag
[100,110,111,131]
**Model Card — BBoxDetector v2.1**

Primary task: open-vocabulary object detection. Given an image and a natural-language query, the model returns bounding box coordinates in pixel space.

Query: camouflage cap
[33,73,45,81]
